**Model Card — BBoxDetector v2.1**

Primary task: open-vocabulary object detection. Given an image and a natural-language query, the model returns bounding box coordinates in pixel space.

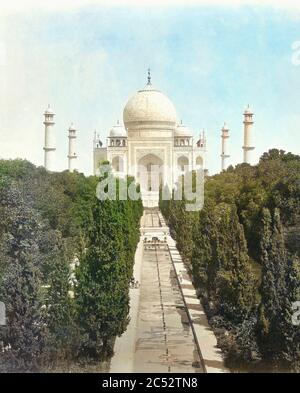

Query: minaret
[93,131,105,175]
[43,105,56,171]
[221,123,230,171]
[196,129,206,148]
[93,130,103,149]
[68,123,77,172]
[243,104,254,164]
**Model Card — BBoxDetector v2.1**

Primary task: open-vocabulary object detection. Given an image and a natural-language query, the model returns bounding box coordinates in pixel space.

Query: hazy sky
[0,0,300,175]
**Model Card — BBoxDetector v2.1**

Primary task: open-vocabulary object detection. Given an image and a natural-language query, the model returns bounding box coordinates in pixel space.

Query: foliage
[257,208,300,368]
[75,175,142,361]
[160,149,300,371]
[192,202,256,323]
[0,183,48,372]
[0,159,143,371]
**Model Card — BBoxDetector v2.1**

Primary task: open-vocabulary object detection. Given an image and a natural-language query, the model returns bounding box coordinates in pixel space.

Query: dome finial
[147,68,151,85]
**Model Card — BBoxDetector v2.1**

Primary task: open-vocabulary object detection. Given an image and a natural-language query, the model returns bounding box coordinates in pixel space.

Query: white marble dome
[175,123,193,137]
[123,83,177,127]
[109,122,127,137]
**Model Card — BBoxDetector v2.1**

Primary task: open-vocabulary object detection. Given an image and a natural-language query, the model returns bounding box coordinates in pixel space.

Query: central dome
[123,80,177,128]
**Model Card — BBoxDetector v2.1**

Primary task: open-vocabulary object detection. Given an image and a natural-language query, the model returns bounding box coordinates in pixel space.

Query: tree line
[0,159,143,372]
[160,149,300,371]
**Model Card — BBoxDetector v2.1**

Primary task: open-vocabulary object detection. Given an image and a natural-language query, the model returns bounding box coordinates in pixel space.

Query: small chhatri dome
[44,104,54,115]
[109,120,127,137]
[123,70,177,128]
[175,121,193,137]
[222,122,229,131]
[69,122,76,131]
[244,104,253,115]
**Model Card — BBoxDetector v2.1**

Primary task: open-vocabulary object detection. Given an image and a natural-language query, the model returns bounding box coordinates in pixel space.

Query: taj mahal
[43,70,255,207]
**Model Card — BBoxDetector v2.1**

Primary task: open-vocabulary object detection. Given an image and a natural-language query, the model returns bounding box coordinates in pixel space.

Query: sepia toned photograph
[0,0,299,379]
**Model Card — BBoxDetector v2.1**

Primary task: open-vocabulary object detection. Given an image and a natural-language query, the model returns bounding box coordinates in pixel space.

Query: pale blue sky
[0,2,300,174]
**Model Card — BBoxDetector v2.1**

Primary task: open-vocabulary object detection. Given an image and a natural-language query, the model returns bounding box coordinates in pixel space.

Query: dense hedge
[160,149,300,371]
[0,159,143,371]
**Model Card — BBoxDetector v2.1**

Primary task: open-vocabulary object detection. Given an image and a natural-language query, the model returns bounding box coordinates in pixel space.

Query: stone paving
[133,243,203,372]
[110,209,226,373]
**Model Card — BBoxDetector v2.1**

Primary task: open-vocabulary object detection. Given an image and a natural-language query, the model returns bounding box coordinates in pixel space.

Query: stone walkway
[110,209,227,373]
[109,239,143,373]
[133,242,203,372]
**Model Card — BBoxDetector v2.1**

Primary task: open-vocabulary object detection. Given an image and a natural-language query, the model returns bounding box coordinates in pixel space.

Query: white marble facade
[93,72,206,207]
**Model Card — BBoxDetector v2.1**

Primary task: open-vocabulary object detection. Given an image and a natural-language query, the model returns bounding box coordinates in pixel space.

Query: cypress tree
[215,204,255,321]
[75,198,129,361]
[0,184,47,372]
[44,231,77,367]
[257,208,299,366]
[278,256,300,369]
[191,202,218,298]
[192,203,255,321]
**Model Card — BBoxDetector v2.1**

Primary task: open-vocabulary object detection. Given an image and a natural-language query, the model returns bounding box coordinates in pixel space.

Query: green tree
[192,203,255,321]
[215,204,256,321]
[191,202,218,299]
[44,231,77,367]
[75,198,130,361]
[257,208,300,367]
[0,184,48,372]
